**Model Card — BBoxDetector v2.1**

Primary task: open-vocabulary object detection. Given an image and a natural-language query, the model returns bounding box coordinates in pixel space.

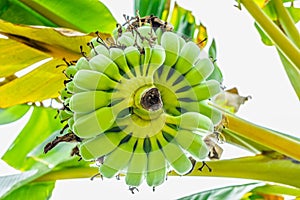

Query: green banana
[165,112,214,132]
[89,54,122,81]
[53,18,224,188]
[90,44,110,58]
[124,46,141,77]
[156,131,192,175]
[146,44,165,76]
[117,35,135,47]
[73,70,118,91]
[162,125,208,160]
[146,135,167,187]
[184,58,214,86]
[109,47,135,78]
[179,100,222,125]
[99,135,137,178]
[175,79,221,102]
[125,138,147,186]
[73,100,127,138]
[65,81,86,94]
[69,91,112,113]
[160,31,180,67]
[174,41,200,74]
[65,66,78,79]
[75,57,91,70]
[80,131,125,160]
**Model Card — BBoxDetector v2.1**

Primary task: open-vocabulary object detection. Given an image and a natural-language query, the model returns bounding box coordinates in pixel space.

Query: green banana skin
[125,138,147,186]
[99,136,137,178]
[73,70,118,91]
[146,135,167,187]
[80,131,127,161]
[69,91,112,114]
[156,131,192,175]
[89,54,122,81]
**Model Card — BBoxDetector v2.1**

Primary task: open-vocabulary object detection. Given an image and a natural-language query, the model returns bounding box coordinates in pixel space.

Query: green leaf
[2,182,55,200]
[208,39,217,59]
[0,59,66,108]
[134,0,168,19]
[251,184,300,197]
[2,106,62,169]
[0,170,40,199]
[254,23,273,46]
[170,2,196,39]
[277,49,300,99]
[178,182,264,200]
[0,104,30,125]
[0,127,83,199]
[0,19,113,108]
[207,39,223,83]
[0,39,48,78]
[0,19,96,61]
[0,0,117,33]
[287,7,300,24]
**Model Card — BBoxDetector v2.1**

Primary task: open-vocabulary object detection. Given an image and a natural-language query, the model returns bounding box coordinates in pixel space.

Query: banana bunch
[57,16,223,188]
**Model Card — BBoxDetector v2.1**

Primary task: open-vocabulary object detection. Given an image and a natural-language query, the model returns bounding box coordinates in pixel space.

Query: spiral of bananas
[59,20,222,188]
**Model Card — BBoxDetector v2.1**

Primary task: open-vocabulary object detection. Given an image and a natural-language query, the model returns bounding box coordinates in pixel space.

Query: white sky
[0,0,300,199]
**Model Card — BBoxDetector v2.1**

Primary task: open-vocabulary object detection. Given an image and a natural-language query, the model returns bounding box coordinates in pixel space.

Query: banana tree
[0,0,300,199]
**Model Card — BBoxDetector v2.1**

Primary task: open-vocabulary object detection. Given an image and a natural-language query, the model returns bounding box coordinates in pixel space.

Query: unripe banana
[165,112,214,132]
[75,57,91,70]
[99,136,137,178]
[54,18,224,188]
[135,26,157,47]
[73,100,128,138]
[90,44,110,58]
[73,107,115,138]
[178,130,209,160]
[125,138,147,186]
[80,131,126,160]
[156,131,192,175]
[174,41,200,74]
[65,66,77,79]
[89,54,122,81]
[184,58,214,86]
[117,35,135,47]
[179,100,222,125]
[69,91,112,113]
[65,81,86,94]
[155,28,163,44]
[124,46,141,76]
[60,88,72,100]
[109,48,134,78]
[59,109,73,122]
[73,70,118,91]
[161,31,180,67]
[146,136,167,187]
[162,125,208,160]
[68,117,75,132]
[146,45,165,76]
[175,79,221,102]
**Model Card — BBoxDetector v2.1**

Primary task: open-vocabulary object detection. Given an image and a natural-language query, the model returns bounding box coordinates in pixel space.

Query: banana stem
[224,112,300,161]
[272,0,300,48]
[34,155,300,188]
[175,155,300,188]
[239,0,300,70]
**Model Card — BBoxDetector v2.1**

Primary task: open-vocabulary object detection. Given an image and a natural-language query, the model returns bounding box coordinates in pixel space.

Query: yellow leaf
[0,19,112,107]
[0,39,49,77]
[0,19,97,60]
[195,23,208,49]
[0,59,66,108]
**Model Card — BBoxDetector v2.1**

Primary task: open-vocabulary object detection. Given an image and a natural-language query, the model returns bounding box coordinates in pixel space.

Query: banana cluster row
[58,23,222,188]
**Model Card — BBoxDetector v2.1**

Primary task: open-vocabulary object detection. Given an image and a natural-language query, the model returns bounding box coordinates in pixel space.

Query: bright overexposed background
[0,0,299,199]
